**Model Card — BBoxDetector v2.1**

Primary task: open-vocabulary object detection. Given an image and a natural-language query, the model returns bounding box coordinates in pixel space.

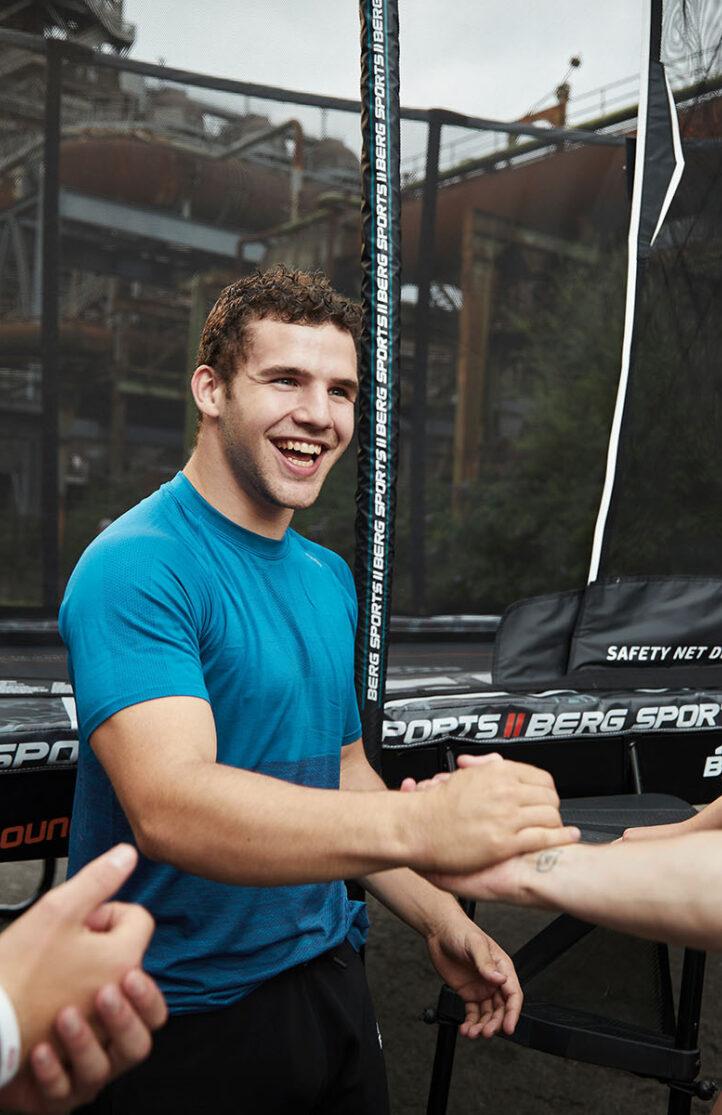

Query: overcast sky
[122,1,643,165]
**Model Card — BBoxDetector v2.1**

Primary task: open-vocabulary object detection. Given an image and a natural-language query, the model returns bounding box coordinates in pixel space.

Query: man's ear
[190,364,224,419]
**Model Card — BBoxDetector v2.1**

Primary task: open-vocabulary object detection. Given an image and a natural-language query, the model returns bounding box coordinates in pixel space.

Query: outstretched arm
[427,832,722,951]
[93,698,579,887]
[623,795,722,842]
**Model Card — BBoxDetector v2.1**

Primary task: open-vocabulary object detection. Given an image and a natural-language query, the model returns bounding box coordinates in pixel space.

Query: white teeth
[276,440,323,455]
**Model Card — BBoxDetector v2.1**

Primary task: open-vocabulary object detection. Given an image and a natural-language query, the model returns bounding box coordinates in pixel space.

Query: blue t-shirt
[60,472,367,1013]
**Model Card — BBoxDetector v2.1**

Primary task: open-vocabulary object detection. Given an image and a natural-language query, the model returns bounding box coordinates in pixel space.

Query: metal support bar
[409,113,441,615]
[0,27,625,145]
[667,948,706,1115]
[40,39,62,610]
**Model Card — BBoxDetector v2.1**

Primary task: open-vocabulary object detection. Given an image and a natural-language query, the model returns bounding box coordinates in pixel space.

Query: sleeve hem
[84,687,210,740]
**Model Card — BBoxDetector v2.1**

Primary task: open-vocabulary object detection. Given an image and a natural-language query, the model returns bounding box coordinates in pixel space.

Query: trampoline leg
[426,1020,460,1115]
[667,949,706,1115]
[667,1086,692,1115]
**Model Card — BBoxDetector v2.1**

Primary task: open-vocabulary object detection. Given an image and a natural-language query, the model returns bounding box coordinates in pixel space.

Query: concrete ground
[1,859,720,1114]
[365,896,722,1114]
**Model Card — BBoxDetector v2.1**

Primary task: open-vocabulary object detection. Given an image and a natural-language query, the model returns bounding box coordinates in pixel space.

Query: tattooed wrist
[535,849,563,873]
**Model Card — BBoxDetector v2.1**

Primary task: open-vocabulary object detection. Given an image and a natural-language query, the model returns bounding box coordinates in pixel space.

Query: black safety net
[394,120,629,616]
[597,0,722,578]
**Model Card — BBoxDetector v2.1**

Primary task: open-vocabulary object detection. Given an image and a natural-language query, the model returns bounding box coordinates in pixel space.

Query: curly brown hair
[196,265,362,398]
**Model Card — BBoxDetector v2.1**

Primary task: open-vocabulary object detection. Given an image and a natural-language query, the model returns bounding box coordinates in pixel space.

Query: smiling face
[216,317,358,518]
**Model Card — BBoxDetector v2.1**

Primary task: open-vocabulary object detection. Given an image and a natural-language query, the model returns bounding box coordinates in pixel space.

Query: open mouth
[272,438,327,472]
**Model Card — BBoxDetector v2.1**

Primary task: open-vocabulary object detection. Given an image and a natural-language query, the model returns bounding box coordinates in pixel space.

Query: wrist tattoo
[535,849,563,873]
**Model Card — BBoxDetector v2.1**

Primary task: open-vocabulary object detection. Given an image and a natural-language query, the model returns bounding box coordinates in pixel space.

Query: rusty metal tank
[57,131,323,230]
[401,142,630,282]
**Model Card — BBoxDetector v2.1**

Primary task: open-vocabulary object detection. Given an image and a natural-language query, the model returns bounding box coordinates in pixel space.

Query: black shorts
[78,939,389,1115]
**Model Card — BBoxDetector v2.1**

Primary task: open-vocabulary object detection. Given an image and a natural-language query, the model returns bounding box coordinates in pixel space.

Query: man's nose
[292,386,333,429]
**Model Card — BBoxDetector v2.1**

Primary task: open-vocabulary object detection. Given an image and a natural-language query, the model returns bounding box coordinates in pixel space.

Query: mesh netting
[599,0,722,577]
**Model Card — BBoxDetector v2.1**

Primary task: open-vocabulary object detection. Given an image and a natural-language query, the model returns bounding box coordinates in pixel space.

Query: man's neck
[183,450,292,541]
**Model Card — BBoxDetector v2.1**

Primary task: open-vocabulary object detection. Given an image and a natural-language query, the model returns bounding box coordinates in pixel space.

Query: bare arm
[341,738,474,934]
[91,697,577,887]
[623,795,722,841]
[429,832,722,951]
[341,741,525,1038]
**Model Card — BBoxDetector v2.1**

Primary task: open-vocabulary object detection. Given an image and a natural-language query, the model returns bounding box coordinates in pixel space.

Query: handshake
[397,751,580,880]
[401,753,722,957]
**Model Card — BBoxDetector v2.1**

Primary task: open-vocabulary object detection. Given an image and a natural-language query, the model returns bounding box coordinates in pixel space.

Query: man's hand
[0,845,161,1061]
[0,969,167,1113]
[425,915,523,1038]
[402,753,579,874]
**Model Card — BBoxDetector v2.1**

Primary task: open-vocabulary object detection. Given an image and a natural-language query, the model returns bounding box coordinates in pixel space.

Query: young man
[60,266,578,1114]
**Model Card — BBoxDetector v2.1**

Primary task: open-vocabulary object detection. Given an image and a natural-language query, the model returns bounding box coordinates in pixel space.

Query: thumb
[104,903,155,960]
[456,753,503,769]
[58,844,138,920]
[465,939,507,985]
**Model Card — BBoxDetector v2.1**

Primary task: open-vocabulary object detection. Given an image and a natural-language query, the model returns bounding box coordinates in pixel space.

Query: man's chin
[269,479,325,512]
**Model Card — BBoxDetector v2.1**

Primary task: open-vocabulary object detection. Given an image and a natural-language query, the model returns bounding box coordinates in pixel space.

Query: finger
[29,1041,74,1105]
[622,824,672,842]
[467,997,496,1039]
[55,1006,111,1095]
[456,753,503,768]
[517,784,561,810]
[104,903,155,959]
[465,941,507,986]
[399,777,417,793]
[515,804,568,830]
[481,990,506,1038]
[121,970,168,1030]
[460,999,481,1038]
[510,825,579,856]
[505,761,557,790]
[502,981,524,1035]
[53,845,137,921]
[86,900,131,933]
[96,985,153,1072]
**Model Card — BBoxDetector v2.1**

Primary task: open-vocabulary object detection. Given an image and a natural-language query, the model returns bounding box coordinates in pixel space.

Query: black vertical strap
[410,113,442,616]
[41,40,62,611]
[650,0,662,64]
[355,0,401,772]
[588,0,663,581]
[594,0,677,578]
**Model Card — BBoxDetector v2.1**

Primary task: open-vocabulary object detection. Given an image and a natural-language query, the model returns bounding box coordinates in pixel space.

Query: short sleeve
[59,532,210,739]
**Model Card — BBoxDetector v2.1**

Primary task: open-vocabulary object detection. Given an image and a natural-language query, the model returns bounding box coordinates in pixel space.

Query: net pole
[40,40,62,611]
[354,0,401,772]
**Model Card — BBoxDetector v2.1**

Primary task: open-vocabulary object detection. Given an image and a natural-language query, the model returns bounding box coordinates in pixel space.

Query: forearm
[341,743,462,936]
[362,866,463,938]
[689,797,722,830]
[129,760,421,887]
[517,833,722,950]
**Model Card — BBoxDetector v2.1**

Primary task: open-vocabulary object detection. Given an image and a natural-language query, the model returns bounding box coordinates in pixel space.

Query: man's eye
[275,377,297,386]
[330,387,353,399]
